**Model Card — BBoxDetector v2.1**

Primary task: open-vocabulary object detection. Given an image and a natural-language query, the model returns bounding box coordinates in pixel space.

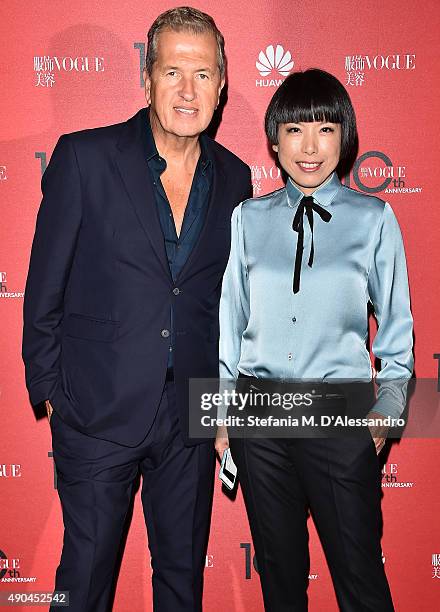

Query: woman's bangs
[281,97,343,125]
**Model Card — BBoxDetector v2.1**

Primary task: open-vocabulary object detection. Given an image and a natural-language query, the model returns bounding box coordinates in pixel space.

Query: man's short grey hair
[145,6,226,79]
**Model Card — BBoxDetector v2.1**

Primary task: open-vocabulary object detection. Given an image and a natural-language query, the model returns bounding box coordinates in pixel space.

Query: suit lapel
[176,144,226,282]
[114,108,170,279]
[115,109,227,283]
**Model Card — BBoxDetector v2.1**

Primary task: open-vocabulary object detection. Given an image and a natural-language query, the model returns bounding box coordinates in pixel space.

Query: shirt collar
[143,108,212,173]
[286,172,342,208]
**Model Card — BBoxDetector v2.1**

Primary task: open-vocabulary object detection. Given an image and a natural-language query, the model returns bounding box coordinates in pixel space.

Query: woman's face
[273,121,342,195]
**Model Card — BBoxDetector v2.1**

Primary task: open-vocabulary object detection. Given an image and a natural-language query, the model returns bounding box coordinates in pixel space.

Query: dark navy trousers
[49,382,215,611]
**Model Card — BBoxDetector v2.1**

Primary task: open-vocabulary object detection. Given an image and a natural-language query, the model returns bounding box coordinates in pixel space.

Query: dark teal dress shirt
[143,116,212,365]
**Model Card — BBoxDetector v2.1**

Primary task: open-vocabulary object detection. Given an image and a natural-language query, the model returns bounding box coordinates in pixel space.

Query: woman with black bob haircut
[217,69,413,611]
[265,68,358,178]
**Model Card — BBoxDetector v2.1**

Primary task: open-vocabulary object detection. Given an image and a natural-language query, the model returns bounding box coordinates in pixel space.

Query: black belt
[237,373,345,401]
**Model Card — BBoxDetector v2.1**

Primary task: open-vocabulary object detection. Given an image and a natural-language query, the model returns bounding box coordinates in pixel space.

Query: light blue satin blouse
[219,172,414,418]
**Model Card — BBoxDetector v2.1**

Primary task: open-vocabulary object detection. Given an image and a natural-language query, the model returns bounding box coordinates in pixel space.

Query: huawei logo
[256,45,294,77]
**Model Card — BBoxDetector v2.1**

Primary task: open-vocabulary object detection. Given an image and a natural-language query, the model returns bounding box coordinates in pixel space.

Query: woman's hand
[215,425,229,460]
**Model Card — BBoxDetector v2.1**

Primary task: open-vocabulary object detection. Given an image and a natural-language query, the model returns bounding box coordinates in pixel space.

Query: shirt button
[292,317,297,323]
[288,353,293,360]
[161,329,170,338]
[173,287,181,295]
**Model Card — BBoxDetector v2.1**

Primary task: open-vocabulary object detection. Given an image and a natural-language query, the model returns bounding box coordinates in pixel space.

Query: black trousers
[49,381,215,612]
[229,431,394,612]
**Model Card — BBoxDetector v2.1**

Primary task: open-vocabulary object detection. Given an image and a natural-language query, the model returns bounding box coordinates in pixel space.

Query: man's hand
[215,425,229,460]
[45,400,53,422]
[367,410,389,454]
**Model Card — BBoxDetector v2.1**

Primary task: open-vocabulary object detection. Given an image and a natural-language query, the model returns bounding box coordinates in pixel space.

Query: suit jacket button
[173,287,181,295]
[161,329,170,338]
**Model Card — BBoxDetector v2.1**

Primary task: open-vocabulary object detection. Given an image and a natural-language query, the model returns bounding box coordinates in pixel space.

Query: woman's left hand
[215,425,229,460]
[367,411,389,454]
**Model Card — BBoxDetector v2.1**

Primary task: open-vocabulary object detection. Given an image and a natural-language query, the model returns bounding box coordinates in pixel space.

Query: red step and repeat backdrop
[1,1,439,610]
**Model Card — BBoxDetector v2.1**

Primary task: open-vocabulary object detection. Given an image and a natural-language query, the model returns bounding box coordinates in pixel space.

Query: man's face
[143,29,224,140]
[273,121,342,195]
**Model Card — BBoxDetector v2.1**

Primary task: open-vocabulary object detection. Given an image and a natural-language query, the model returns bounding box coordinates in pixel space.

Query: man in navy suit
[22,7,251,611]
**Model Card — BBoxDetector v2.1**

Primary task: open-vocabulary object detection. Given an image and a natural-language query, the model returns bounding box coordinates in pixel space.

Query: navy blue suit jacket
[22,108,252,446]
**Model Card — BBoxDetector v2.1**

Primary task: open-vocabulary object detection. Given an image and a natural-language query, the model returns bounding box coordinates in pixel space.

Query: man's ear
[216,77,225,109]
[143,68,151,106]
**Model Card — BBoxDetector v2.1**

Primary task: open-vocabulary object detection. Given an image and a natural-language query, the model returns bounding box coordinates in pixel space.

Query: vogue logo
[432,554,440,579]
[0,551,20,581]
[345,53,416,86]
[0,272,24,299]
[381,462,414,489]
[344,151,422,195]
[34,55,105,87]
[0,465,21,478]
[251,164,282,196]
[0,550,37,583]
[256,45,293,87]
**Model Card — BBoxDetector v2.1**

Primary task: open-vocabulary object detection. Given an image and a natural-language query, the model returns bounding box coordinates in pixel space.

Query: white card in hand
[219,448,238,490]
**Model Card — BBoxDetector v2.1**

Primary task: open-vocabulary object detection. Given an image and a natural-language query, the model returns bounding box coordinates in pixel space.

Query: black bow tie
[291,195,332,294]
